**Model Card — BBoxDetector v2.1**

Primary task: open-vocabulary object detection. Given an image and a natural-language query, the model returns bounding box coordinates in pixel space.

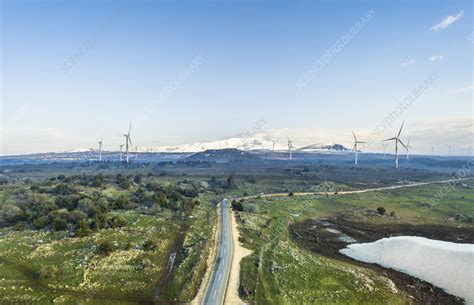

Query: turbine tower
[431,145,434,156]
[272,141,275,152]
[98,136,103,162]
[447,144,454,156]
[381,143,388,157]
[123,123,133,164]
[287,137,294,160]
[405,138,413,160]
[135,146,138,160]
[119,144,124,162]
[352,131,366,165]
[383,121,408,169]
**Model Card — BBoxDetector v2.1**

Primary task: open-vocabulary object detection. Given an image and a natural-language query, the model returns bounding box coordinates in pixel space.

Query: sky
[1,0,472,155]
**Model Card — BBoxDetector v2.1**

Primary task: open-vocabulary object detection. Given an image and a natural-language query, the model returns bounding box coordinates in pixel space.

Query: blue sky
[1,0,472,155]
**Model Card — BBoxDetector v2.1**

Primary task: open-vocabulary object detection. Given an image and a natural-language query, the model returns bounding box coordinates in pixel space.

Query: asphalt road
[202,199,233,305]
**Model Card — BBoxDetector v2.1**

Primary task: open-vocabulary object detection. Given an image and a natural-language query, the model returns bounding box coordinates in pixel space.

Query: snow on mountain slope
[65,136,349,154]
[138,137,287,153]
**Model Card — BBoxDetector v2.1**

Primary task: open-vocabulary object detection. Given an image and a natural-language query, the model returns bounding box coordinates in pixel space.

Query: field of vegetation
[0,170,219,304]
[235,179,474,304]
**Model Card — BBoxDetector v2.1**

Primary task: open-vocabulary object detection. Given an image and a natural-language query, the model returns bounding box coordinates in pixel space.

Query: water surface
[340,236,474,304]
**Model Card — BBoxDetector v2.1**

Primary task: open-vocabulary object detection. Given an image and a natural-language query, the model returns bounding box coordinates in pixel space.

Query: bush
[39,266,59,279]
[75,221,92,237]
[231,200,244,211]
[288,192,294,196]
[97,241,114,255]
[116,174,131,189]
[143,239,156,251]
[52,218,68,231]
[377,207,386,215]
[33,216,50,229]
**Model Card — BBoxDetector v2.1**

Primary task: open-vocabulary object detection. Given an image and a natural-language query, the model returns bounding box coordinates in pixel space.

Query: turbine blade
[128,122,132,135]
[398,138,408,150]
[397,121,404,137]
[383,137,396,142]
[352,131,357,141]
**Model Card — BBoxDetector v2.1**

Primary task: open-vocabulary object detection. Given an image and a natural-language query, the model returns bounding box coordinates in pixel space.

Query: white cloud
[429,55,443,62]
[401,59,415,67]
[447,85,473,95]
[431,10,464,31]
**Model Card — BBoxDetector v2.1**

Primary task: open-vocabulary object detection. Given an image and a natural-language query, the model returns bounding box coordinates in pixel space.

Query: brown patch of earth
[289,217,474,305]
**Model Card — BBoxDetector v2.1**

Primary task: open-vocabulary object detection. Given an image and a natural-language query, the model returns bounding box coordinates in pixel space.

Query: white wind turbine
[431,144,434,156]
[405,138,413,160]
[119,144,124,162]
[98,136,103,162]
[383,121,408,169]
[287,137,294,160]
[446,144,455,156]
[123,123,133,164]
[352,131,366,165]
[381,143,389,157]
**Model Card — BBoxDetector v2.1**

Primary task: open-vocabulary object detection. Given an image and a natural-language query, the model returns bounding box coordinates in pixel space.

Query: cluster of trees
[0,173,200,235]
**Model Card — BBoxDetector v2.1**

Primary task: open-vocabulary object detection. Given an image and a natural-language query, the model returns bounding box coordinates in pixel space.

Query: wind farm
[1,1,472,305]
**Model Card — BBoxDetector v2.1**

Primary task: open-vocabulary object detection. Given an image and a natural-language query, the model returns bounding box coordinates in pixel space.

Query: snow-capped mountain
[139,137,287,153]
[63,136,349,154]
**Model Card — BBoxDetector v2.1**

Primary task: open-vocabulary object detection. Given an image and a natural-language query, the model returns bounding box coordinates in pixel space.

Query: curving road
[200,177,474,305]
[202,199,233,305]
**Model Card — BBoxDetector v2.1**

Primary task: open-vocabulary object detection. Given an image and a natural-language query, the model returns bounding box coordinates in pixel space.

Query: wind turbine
[431,145,434,156]
[119,144,124,162]
[405,138,413,160]
[352,131,366,165]
[98,136,103,162]
[123,123,133,164]
[383,121,408,169]
[287,137,294,160]
[135,146,138,160]
[446,144,454,156]
[272,141,275,152]
[381,143,389,157]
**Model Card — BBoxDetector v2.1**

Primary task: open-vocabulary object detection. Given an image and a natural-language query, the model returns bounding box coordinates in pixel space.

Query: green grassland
[0,172,218,304]
[236,180,474,305]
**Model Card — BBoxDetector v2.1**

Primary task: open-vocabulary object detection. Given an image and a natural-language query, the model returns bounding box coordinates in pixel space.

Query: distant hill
[185,148,259,162]
[297,143,350,152]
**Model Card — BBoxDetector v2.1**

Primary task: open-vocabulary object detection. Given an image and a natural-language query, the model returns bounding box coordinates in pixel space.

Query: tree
[52,218,68,231]
[116,174,131,189]
[92,173,105,187]
[33,216,50,229]
[377,207,386,215]
[133,174,143,184]
[75,221,92,237]
[227,176,237,189]
[231,200,244,211]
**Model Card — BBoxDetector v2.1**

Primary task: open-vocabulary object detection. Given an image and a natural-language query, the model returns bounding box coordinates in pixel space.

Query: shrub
[143,239,156,251]
[97,241,114,255]
[231,200,244,211]
[377,207,386,215]
[39,266,59,279]
[52,218,68,231]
